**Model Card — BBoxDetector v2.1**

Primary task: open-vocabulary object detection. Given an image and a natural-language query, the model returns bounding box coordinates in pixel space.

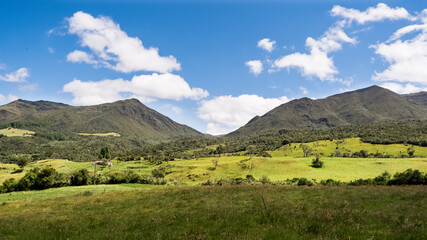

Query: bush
[388,169,427,185]
[297,178,314,186]
[260,175,270,185]
[311,158,324,168]
[152,169,165,178]
[71,169,91,186]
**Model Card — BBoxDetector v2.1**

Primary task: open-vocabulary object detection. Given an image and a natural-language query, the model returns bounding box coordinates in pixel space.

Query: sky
[0,0,426,135]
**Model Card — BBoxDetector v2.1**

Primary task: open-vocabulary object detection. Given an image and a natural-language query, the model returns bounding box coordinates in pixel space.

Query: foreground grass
[0,185,425,239]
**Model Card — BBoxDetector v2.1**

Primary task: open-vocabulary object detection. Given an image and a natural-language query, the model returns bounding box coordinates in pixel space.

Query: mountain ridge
[230,85,427,136]
[0,98,203,142]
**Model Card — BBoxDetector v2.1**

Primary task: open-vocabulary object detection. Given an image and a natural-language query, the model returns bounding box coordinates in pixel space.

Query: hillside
[231,86,427,136]
[0,99,203,142]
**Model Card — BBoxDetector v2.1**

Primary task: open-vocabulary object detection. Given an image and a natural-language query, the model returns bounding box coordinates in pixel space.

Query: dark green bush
[311,158,324,168]
[70,169,91,186]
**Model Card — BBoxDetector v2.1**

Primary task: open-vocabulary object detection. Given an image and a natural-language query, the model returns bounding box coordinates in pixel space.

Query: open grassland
[77,132,121,137]
[273,138,427,157]
[0,128,35,137]
[0,185,425,239]
[1,138,426,185]
[1,156,426,185]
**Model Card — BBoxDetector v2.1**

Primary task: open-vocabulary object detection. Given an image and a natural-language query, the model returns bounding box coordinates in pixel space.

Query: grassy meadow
[1,138,426,185]
[0,128,35,137]
[77,132,121,137]
[0,185,425,239]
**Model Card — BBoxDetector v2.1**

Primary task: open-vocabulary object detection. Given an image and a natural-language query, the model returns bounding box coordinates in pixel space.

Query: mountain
[0,98,203,142]
[403,91,427,106]
[230,86,427,136]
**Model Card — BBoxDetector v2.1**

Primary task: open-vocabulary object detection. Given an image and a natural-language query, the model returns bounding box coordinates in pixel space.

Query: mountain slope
[230,86,427,136]
[0,99,203,142]
[403,92,427,106]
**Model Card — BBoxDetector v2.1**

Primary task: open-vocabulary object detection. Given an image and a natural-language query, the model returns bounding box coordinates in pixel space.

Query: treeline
[2,168,425,194]
[0,120,50,129]
[0,167,167,194]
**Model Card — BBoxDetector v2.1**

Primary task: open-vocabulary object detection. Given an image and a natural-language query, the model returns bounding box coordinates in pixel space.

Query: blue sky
[1,0,426,134]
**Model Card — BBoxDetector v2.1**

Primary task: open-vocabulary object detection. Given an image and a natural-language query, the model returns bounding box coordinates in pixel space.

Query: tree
[407,146,415,157]
[17,157,28,168]
[301,144,313,157]
[99,146,111,160]
[211,159,218,169]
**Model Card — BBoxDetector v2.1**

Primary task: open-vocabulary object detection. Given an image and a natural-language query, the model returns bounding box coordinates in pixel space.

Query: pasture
[0,128,35,137]
[0,185,425,239]
[77,132,121,137]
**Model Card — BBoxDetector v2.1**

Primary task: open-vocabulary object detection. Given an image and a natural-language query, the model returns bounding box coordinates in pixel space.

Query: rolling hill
[230,85,427,136]
[0,98,203,142]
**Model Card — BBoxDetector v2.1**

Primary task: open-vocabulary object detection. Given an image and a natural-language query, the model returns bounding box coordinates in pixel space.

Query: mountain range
[230,85,427,136]
[0,98,203,142]
[0,85,426,141]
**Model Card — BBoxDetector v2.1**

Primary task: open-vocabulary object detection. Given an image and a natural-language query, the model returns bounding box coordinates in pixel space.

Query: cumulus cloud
[0,94,18,104]
[257,38,276,52]
[63,73,209,105]
[67,11,180,73]
[272,3,415,83]
[66,50,97,65]
[0,68,29,82]
[331,3,414,25]
[372,10,427,86]
[245,60,263,76]
[273,26,355,81]
[197,94,289,135]
[380,82,427,94]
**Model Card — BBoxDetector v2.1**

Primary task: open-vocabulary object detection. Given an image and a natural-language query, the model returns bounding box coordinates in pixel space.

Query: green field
[1,138,426,185]
[0,128,35,137]
[78,132,121,137]
[0,185,425,239]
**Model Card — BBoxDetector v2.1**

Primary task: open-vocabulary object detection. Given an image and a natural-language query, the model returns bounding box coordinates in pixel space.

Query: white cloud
[0,94,18,104]
[371,11,427,85]
[0,68,29,82]
[197,94,289,135]
[163,104,183,114]
[63,73,208,105]
[273,26,355,81]
[48,47,55,54]
[0,63,6,70]
[67,11,180,73]
[66,50,98,65]
[331,3,414,25]
[257,38,276,52]
[380,82,427,94]
[245,60,263,76]
[299,86,308,95]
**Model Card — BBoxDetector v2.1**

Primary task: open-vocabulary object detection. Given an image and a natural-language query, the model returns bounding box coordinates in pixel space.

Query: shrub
[388,169,427,185]
[297,178,314,186]
[260,175,270,185]
[311,158,324,168]
[70,169,91,186]
[320,179,341,186]
[152,169,165,178]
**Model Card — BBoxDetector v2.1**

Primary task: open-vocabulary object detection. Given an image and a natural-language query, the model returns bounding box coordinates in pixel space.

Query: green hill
[0,99,203,142]
[231,86,427,136]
